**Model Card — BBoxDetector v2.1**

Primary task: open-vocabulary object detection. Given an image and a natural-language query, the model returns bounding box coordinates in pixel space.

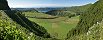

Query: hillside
[0,10,59,40]
[66,0,103,40]
[0,0,10,10]
[46,10,76,18]
[0,10,36,40]
[0,0,58,40]
[45,4,92,18]
[68,19,103,40]
[4,10,51,38]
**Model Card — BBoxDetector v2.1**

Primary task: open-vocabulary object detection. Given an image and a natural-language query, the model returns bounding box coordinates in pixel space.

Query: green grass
[23,12,57,18]
[28,16,79,39]
[23,11,79,39]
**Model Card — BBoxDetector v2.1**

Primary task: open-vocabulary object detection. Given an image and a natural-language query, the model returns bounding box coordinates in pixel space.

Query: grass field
[23,12,79,39]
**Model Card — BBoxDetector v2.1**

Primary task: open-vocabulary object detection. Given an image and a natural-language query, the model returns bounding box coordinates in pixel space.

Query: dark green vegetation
[0,0,57,40]
[46,4,92,18]
[4,10,50,38]
[46,10,76,18]
[0,0,58,40]
[66,4,92,15]
[0,11,36,40]
[0,0,10,10]
[67,20,103,40]
[66,0,103,40]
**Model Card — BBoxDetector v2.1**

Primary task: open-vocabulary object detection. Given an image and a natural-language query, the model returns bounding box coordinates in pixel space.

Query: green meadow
[23,11,79,39]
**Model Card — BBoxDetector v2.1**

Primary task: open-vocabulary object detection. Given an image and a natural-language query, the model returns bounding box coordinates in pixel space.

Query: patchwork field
[23,12,79,39]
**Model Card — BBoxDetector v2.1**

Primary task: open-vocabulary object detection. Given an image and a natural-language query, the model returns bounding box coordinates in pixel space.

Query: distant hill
[0,0,50,38]
[66,4,92,14]
[45,4,92,18]
[11,7,67,13]
[46,10,76,18]
[35,7,67,12]
[5,10,51,37]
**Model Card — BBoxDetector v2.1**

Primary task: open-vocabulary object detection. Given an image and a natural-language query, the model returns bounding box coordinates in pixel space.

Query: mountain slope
[0,0,52,39]
[45,4,92,17]
[0,10,36,40]
[4,10,50,38]
[0,0,10,10]
[0,10,59,40]
[66,0,103,39]
[67,19,103,40]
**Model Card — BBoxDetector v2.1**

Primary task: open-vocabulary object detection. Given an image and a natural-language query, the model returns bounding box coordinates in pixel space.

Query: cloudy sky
[7,0,97,8]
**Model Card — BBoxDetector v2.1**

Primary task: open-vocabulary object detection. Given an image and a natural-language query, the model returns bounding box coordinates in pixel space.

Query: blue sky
[7,0,97,8]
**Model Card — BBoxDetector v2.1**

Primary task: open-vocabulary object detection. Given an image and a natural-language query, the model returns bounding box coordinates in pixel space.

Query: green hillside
[67,19,103,40]
[5,10,51,38]
[0,10,61,40]
[46,4,92,18]
[1,0,103,40]
[66,0,103,40]
[0,0,10,10]
[0,10,35,40]
[67,4,92,15]
[46,10,76,18]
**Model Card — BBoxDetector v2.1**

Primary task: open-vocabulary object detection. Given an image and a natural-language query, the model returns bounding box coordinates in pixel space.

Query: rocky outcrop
[0,0,10,10]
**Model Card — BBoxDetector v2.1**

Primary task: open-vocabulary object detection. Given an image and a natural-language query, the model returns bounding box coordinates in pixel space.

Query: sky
[7,0,97,8]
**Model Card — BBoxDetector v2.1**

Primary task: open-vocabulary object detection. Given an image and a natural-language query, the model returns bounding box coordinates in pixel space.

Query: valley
[1,0,103,40]
[23,11,79,39]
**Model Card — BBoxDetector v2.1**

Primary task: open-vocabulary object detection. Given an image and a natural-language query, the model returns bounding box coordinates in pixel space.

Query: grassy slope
[67,19,103,40]
[0,10,60,40]
[23,11,79,39]
[4,10,51,38]
[0,10,36,40]
[66,0,103,40]
[45,4,92,17]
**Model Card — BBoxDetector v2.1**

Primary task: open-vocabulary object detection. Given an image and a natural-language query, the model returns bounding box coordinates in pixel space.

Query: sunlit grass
[28,16,79,39]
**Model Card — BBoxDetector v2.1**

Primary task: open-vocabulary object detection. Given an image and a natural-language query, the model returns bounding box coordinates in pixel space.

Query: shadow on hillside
[4,10,51,38]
